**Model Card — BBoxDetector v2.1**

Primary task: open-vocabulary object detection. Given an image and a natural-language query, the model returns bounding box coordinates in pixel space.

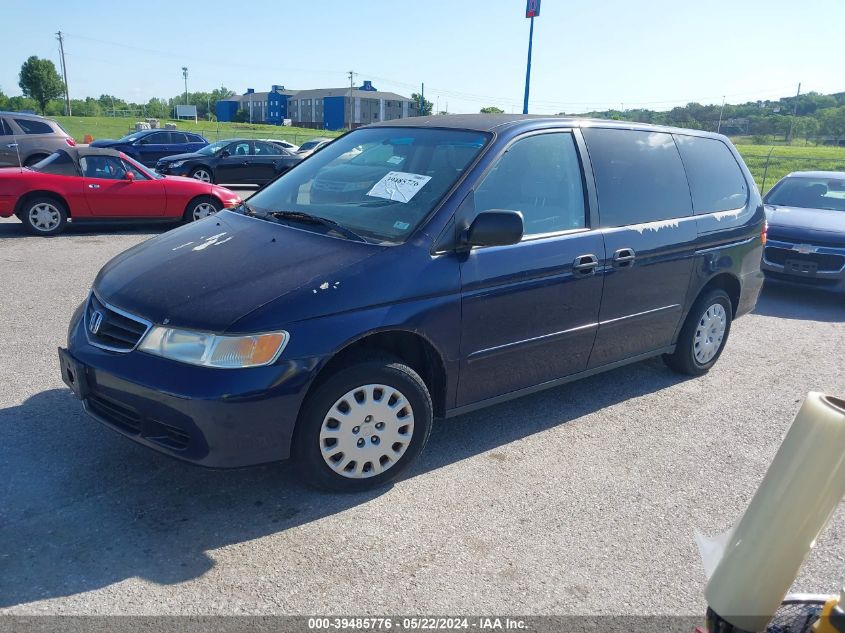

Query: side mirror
[460,210,524,249]
[219,150,230,158]
[124,171,135,181]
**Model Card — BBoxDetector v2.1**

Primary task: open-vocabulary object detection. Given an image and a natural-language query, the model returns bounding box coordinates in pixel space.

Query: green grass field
[54,116,342,147]
[733,142,845,193]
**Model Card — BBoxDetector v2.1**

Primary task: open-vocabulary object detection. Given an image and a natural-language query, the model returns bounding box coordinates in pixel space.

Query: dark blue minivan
[59,115,765,491]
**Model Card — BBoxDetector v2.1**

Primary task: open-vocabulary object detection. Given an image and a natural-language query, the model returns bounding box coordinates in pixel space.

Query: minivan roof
[368,113,728,140]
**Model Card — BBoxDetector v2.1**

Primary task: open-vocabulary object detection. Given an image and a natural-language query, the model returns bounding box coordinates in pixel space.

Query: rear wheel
[293,357,433,492]
[183,197,222,223]
[21,197,68,236]
[663,289,733,375]
[190,167,214,184]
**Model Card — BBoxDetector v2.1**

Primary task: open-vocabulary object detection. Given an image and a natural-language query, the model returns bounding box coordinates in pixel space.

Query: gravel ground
[0,209,843,616]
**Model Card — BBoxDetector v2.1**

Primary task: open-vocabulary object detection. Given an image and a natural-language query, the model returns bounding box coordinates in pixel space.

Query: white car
[261,138,299,152]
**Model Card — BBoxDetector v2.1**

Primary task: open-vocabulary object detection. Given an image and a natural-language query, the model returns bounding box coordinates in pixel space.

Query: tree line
[4,56,235,121]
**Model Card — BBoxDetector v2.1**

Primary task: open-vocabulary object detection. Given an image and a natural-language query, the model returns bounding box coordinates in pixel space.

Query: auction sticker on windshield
[367,171,432,203]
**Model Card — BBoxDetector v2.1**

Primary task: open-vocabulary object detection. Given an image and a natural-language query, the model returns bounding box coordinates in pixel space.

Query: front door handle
[7,143,18,149]
[573,254,599,276]
[612,247,636,268]
[88,184,100,189]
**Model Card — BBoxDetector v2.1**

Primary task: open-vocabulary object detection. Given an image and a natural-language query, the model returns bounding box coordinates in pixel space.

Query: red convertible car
[0,147,241,235]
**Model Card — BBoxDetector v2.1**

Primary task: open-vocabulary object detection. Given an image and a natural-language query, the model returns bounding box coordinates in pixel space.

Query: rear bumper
[63,310,320,468]
[736,268,765,317]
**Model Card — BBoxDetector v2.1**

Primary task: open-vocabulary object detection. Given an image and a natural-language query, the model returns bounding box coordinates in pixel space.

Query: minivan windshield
[765,176,845,212]
[243,127,490,242]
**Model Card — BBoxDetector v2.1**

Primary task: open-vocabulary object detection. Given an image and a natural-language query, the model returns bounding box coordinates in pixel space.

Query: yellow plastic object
[812,591,845,633]
[705,393,845,632]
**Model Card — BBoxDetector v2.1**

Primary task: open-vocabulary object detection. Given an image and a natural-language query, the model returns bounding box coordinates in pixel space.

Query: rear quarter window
[674,135,748,213]
[583,128,692,227]
[15,118,53,135]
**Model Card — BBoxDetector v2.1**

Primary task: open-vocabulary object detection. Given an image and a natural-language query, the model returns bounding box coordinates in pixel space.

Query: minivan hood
[93,211,380,332]
[765,205,845,239]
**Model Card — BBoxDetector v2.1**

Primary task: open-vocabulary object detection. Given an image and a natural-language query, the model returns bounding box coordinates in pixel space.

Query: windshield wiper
[262,210,369,243]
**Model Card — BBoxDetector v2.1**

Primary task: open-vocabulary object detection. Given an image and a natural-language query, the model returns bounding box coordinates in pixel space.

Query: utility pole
[420,82,425,116]
[787,82,802,144]
[717,95,726,134]
[56,31,71,116]
[347,70,355,130]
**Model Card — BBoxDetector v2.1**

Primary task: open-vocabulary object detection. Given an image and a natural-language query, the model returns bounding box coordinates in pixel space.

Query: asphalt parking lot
[1,205,844,616]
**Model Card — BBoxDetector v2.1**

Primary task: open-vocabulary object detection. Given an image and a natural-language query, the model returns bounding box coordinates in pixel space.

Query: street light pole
[182,67,189,105]
[717,95,726,134]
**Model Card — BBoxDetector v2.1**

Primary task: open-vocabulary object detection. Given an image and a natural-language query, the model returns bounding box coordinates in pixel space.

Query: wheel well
[307,330,448,417]
[697,273,741,316]
[15,191,71,218]
[184,194,221,214]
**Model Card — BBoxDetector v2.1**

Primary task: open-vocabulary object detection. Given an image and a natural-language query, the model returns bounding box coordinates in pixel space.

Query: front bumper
[62,308,320,468]
[762,239,845,292]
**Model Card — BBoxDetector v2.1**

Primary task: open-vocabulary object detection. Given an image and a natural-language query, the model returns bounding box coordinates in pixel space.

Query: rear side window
[674,135,748,213]
[171,132,189,144]
[475,132,586,236]
[141,132,170,145]
[15,118,53,135]
[187,134,205,143]
[31,151,78,176]
[583,128,692,226]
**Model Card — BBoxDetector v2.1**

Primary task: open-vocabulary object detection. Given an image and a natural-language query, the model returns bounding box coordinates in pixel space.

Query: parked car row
[0,147,241,235]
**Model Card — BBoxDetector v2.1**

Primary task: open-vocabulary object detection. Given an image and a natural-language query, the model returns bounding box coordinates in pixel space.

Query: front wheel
[21,197,68,236]
[190,167,214,184]
[183,197,222,223]
[293,357,433,492]
[663,289,733,375]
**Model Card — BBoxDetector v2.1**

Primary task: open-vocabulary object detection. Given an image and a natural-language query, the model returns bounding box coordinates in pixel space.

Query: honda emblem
[89,310,104,335]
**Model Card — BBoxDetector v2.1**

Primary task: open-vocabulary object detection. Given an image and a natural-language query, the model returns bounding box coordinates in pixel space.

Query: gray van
[0,111,76,167]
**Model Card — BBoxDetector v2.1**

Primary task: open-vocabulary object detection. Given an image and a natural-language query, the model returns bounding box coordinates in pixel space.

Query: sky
[1,0,843,115]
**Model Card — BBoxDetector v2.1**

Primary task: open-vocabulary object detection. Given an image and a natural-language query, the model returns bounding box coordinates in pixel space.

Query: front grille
[88,394,141,434]
[764,246,845,272]
[85,293,150,352]
[768,230,845,249]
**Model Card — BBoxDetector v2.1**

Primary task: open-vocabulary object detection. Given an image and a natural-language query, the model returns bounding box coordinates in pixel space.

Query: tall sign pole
[523,0,540,114]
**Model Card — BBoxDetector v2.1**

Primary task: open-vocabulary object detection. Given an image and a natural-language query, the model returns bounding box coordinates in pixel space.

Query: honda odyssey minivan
[59,115,765,491]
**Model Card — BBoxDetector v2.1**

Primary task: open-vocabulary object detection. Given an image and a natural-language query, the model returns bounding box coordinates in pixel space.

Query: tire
[293,356,434,492]
[20,196,68,236]
[183,197,222,223]
[23,154,48,167]
[663,289,733,376]
[190,167,214,184]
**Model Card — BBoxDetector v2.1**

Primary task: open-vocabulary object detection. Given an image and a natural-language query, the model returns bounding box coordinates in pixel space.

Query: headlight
[169,160,185,168]
[138,326,289,368]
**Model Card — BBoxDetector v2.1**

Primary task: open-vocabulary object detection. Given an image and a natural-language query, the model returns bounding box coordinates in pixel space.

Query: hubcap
[319,384,415,479]
[193,169,211,183]
[693,303,727,365]
[28,203,61,232]
[192,203,217,221]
